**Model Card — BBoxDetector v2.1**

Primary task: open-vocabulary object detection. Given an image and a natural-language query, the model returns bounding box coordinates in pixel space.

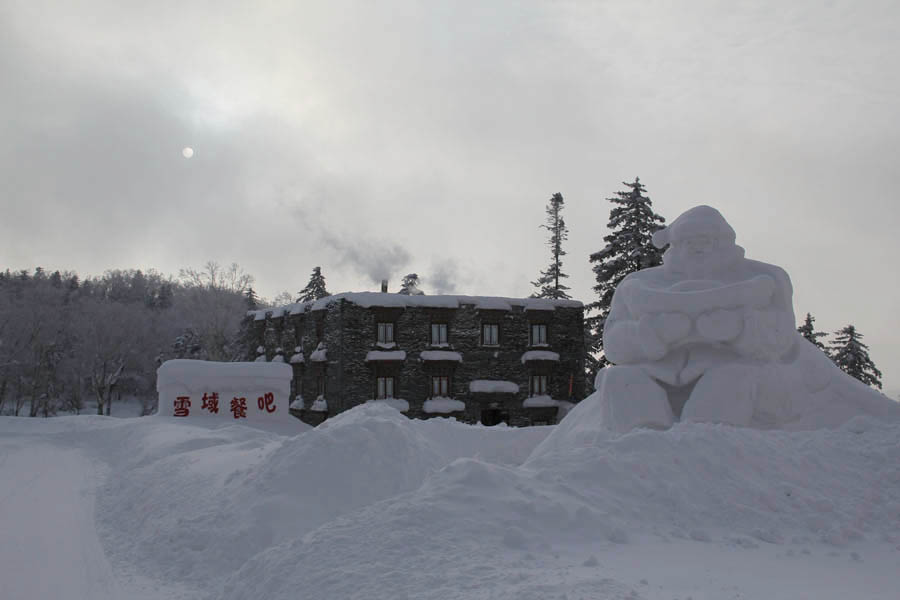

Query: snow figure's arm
[731,267,796,361]
[603,279,689,363]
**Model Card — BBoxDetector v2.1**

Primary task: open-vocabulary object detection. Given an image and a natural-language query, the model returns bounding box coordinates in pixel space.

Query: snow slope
[1,401,899,600]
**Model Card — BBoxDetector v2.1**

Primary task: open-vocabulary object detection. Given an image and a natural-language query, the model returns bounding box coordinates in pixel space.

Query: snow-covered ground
[1,403,899,600]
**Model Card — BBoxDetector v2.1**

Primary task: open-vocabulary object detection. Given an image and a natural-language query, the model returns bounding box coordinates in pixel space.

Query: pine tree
[244,286,259,310]
[797,313,828,352]
[830,325,882,389]
[398,273,424,295]
[531,193,571,300]
[297,266,330,302]
[586,177,666,376]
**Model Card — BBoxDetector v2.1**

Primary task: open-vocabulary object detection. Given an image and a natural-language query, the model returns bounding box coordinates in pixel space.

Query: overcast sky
[2,0,898,393]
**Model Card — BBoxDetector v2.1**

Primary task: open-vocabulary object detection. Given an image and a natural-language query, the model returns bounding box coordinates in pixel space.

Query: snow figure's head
[653,205,744,278]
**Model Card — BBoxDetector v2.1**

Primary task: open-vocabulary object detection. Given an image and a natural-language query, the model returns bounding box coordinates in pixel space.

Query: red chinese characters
[202,392,220,414]
[257,392,276,413]
[174,396,191,417]
[231,397,248,419]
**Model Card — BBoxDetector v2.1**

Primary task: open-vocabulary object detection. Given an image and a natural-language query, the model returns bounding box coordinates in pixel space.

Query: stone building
[242,292,585,426]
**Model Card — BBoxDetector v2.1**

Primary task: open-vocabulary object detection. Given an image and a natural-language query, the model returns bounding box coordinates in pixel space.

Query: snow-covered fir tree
[829,325,882,389]
[398,273,425,295]
[531,192,571,300]
[586,177,666,375]
[296,267,330,302]
[797,312,828,352]
[244,286,258,310]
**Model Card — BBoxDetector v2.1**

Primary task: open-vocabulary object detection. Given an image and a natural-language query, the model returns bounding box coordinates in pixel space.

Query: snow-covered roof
[420,350,462,362]
[289,352,305,364]
[521,350,560,364]
[365,350,407,362]
[469,380,519,394]
[309,396,328,412]
[247,292,582,320]
[423,397,466,414]
[310,344,327,362]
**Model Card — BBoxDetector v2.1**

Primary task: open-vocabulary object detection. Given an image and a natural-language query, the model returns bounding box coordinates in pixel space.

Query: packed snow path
[0,421,199,600]
[0,440,123,600]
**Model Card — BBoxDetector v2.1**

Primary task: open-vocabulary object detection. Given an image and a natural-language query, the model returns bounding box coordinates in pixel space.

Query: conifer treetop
[830,324,882,389]
[531,192,571,300]
[297,266,330,302]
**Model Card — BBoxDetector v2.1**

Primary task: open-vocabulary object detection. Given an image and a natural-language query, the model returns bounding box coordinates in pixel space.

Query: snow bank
[423,397,465,413]
[94,403,549,596]
[221,412,900,600]
[367,398,410,412]
[469,380,519,394]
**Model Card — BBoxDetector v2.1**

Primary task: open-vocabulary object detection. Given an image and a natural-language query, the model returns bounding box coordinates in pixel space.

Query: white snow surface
[423,397,466,413]
[520,350,560,363]
[469,379,519,394]
[309,396,327,411]
[522,394,559,407]
[367,397,410,412]
[420,350,463,362]
[310,343,327,362]
[3,397,900,600]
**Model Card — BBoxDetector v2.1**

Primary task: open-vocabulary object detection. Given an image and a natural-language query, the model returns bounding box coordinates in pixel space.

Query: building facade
[243,292,585,426]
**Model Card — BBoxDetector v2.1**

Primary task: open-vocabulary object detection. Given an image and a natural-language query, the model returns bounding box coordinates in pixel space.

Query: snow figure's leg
[599,366,673,433]
[681,364,758,427]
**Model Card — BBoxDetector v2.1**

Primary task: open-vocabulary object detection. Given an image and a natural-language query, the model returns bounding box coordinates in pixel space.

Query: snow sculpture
[593,205,899,432]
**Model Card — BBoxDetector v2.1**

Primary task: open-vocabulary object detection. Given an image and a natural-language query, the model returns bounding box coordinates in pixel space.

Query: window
[431,375,450,397]
[482,323,499,346]
[530,374,548,396]
[431,323,448,346]
[376,376,395,399]
[377,322,394,344]
[530,323,547,346]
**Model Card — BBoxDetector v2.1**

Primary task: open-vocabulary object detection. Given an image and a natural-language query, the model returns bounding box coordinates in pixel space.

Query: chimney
[381,279,388,293]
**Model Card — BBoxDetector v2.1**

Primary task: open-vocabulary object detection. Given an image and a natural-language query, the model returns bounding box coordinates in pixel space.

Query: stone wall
[244,295,586,426]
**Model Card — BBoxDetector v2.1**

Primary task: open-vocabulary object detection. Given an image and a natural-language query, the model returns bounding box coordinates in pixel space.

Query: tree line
[527,178,883,390]
[0,262,258,416]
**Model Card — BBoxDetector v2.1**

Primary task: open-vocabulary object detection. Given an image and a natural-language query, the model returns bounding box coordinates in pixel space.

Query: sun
[182,147,194,159]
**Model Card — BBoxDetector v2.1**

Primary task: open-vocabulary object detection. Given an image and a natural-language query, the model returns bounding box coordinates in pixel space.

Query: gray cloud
[1,0,899,389]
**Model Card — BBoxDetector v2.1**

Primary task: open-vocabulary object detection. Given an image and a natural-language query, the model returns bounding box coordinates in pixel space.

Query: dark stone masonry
[241,292,586,426]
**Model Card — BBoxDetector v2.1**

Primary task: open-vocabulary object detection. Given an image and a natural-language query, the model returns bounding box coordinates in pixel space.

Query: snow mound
[96,403,550,595]
[219,410,900,600]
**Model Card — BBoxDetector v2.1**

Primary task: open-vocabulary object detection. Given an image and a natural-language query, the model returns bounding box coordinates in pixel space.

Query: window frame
[530,374,548,396]
[430,375,450,398]
[430,323,448,346]
[376,376,396,399]
[377,322,395,345]
[481,322,499,346]
[530,323,548,346]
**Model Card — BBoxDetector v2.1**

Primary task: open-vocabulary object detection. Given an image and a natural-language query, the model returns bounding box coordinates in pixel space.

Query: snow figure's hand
[637,314,668,361]
[652,312,692,344]
[696,308,743,342]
